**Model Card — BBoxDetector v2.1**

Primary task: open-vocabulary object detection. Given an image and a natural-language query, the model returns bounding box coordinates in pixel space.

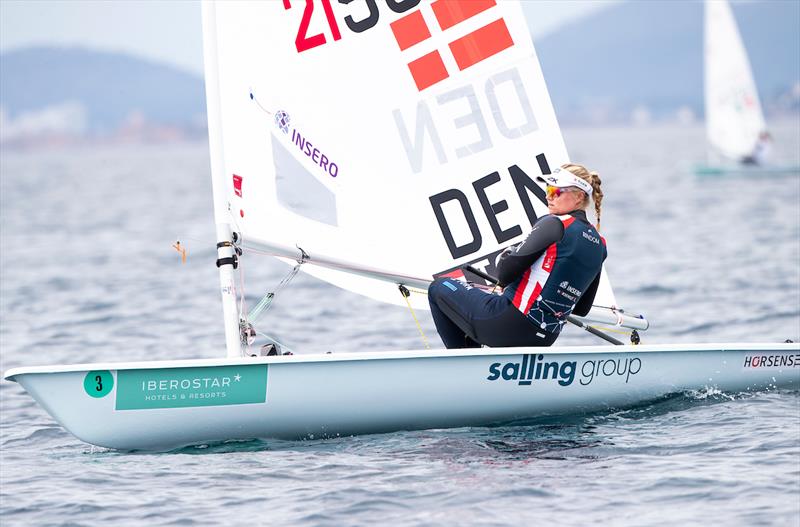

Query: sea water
[1,123,798,525]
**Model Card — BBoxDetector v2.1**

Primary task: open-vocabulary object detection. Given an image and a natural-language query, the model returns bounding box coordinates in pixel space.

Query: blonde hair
[561,163,603,231]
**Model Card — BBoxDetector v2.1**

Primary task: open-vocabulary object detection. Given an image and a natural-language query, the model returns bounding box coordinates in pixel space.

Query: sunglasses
[546,185,577,198]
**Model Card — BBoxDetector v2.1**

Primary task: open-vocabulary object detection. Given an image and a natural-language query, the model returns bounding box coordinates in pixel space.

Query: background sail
[204,0,620,312]
[704,0,766,161]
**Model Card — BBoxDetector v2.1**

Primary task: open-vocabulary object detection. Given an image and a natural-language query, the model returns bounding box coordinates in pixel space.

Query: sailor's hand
[498,243,518,260]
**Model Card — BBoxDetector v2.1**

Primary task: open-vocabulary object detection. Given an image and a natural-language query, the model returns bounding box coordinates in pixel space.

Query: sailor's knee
[428,278,442,304]
[428,277,453,299]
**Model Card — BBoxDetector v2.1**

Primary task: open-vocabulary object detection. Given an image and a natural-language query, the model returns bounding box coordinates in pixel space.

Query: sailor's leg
[428,278,481,349]
[429,278,560,348]
[471,306,559,347]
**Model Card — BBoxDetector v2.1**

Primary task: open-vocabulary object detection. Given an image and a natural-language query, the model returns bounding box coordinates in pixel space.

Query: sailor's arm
[573,271,601,317]
[496,216,564,287]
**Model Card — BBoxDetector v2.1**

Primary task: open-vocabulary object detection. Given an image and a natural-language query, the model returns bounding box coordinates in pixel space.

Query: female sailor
[741,131,772,166]
[428,163,606,348]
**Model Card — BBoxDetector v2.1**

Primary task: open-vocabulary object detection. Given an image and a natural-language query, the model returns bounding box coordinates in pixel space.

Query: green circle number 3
[84,370,113,398]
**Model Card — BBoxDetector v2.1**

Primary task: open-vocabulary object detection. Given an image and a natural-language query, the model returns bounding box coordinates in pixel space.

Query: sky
[0,0,617,75]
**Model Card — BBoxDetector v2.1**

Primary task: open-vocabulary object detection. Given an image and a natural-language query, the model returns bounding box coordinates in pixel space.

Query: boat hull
[5,343,799,450]
[693,164,800,176]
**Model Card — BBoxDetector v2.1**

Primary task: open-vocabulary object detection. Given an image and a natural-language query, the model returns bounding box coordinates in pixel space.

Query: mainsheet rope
[399,285,431,350]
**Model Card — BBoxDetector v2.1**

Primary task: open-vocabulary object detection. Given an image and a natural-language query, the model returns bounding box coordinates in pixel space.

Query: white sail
[203,0,634,327]
[704,0,766,160]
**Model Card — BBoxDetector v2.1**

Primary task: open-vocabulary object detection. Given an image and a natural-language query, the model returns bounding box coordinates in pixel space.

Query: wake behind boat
[4,0,799,451]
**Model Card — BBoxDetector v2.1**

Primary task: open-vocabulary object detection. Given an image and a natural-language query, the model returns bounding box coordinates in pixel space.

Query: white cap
[536,167,593,197]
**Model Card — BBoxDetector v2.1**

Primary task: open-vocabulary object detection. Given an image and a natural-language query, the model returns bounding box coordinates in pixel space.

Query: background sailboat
[3,0,798,451]
[697,0,798,174]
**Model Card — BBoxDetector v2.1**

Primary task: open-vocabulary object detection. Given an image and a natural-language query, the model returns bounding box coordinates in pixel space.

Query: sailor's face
[547,187,584,214]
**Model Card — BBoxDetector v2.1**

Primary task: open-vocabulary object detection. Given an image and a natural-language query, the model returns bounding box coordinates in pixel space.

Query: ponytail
[589,171,603,231]
[560,163,603,230]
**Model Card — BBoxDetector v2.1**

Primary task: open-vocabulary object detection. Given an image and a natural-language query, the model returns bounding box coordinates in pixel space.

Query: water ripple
[2,134,799,526]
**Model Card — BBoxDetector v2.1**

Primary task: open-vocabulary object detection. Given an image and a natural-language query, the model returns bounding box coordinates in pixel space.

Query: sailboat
[5,0,798,451]
[696,0,798,175]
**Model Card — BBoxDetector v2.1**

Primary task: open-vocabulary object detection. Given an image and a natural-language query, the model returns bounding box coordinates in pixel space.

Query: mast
[202,0,242,359]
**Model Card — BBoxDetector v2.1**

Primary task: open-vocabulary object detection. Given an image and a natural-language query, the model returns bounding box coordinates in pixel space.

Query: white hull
[5,343,799,451]
[693,163,800,177]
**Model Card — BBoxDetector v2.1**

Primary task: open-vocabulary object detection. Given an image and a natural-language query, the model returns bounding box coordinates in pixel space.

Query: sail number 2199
[283,0,421,53]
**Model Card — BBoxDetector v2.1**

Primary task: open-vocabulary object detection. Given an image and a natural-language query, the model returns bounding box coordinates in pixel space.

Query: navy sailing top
[497,210,607,335]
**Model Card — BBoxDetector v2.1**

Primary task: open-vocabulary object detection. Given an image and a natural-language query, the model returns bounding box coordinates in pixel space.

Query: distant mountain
[0,47,206,143]
[1,0,798,143]
[533,0,800,124]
